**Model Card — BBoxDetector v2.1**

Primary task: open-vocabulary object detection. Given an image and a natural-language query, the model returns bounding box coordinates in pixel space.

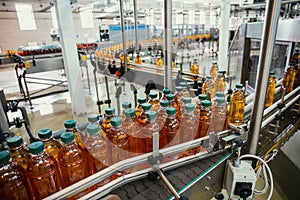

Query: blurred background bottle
[214,70,227,93]
[282,63,297,93]
[202,75,215,100]
[210,61,219,80]
[179,82,190,97]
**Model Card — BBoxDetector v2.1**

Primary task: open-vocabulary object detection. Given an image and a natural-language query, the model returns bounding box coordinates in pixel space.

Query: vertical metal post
[133,0,139,51]
[247,0,282,155]
[0,89,9,133]
[119,0,127,71]
[164,0,172,89]
[219,0,230,71]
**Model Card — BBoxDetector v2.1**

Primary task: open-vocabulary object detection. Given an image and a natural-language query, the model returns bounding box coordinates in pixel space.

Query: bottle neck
[184,110,194,115]
[167,114,176,119]
[147,118,157,123]
[9,145,24,152]
[111,125,122,131]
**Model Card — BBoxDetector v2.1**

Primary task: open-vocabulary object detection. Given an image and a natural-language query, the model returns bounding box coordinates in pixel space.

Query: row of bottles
[190,60,219,81]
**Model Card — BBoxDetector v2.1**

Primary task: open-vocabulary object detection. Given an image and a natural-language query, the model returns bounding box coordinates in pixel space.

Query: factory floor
[0,51,288,200]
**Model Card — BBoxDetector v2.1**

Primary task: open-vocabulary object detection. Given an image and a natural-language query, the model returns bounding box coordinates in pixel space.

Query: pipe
[239,0,299,9]
[164,0,173,89]
[246,0,282,155]
[119,0,127,71]
[133,0,139,51]
[156,169,180,199]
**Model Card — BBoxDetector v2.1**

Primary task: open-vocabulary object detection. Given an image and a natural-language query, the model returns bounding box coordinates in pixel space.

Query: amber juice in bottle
[194,94,207,117]
[27,142,62,200]
[210,61,219,80]
[283,64,297,93]
[148,92,160,112]
[212,97,228,133]
[0,151,31,200]
[174,86,183,110]
[135,97,147,120]
[228,84,246,126]
[120,102,132,121]
[197,100,212,138]
[214,70,227,93]
[137,103,152,126]
[6,136,30,171]
[38,128,62,162]
[265,71,277,108]
[58,133,89,189]
[100,108,115,137]
[123,109,140,154]
[202,75,216,100]
[157,100,169,129]
[135,52,142,65]
[161,88,171,100]
[190,59,199,80]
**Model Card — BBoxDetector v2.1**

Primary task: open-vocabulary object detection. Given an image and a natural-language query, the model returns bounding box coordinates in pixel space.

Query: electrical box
[224,160,256,200]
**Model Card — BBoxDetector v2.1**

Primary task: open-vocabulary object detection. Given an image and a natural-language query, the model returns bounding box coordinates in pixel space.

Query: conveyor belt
[110,152,227,200]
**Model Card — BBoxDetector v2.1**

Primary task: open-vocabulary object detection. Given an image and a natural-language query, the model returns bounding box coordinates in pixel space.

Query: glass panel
[15,3,37,30]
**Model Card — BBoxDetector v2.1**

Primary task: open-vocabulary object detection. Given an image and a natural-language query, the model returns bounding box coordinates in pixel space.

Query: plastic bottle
[143,111,160,153]
[101,107,115,137]
[156,54,163,73]
[179,82,190,97]
[195,94,207,117]
[38,128,62,162]
[58,132,89,189]
[174,86,183,110]
[135,97,147,120]
[180,96,192,120]
[27,141,62,199]
[214,70,227,93]
[157,100,169,129]
[159,107,180,149]
[212,97,228,133]
[179,103,197,144]
[190,59,199,80]
[137,103,152,126]
[123,109,140,153]
[64,119,95,176]
[202,75,216,100]
[85,124,110,173]
[120,102,132,121]
[282,64,297,93]
[228,84,246,126]
[148,92,160,112]
[265,71,277,108]
[0,150,30,199]
[6,136,30,171]
[197,100,212,138]
[161,88,171,100]
[212,91,225,109]
[210,61,219,80]
[108,117,130,164]
[135,52,142,65]
[166,94,180,119]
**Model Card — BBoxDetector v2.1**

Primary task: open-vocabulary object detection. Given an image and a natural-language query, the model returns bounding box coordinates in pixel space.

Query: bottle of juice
[64,119,95,176]
[156,54,163,73]
[197,100,212,138]
[101,107,115,137]
[166,94,180,119]
[157,100,169,129]
[27,141,62,199]
[137,103,152,126]
[123,109,140,153]
[6,136,30,171]
[148,92,160,112]
[85,124,110,173]
[228,84,246,126]
[190,59,199,80]
[135,97,147,120]
[282,64,297,93]
[212,97,228,133]
[135,52,142,65]
[58,132,89,190]
[179,82,190,97]
[108,117,130,164]
[174,86,183,110]
[38,128,62,162]
[161,88,171,100]
[120,102,132,121]
[265,71,277,108]
[210,61,219,80]
[195,94,207,117]
[143,111,160,153]
[159,107,180,149]
[214,70,227,93]
[0,150,30,199]
[211,91,225,109]
[179,103,197,143]
[202,75,216,100]
[180,96,192,119]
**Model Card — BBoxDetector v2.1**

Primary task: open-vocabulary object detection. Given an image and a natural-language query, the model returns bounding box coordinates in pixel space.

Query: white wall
[0,11,100,51]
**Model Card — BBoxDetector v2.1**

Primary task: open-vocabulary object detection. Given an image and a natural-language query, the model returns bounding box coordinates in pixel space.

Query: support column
[218,0,230,71]
[119,0,128,71]
[164,0,172,90]
[247,0,282,154]
[133,0,139,51]
[54,0,86,115]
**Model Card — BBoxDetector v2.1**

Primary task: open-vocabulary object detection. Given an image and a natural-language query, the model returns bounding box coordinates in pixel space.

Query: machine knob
[234,182,252,200]
[214,192,224,200]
